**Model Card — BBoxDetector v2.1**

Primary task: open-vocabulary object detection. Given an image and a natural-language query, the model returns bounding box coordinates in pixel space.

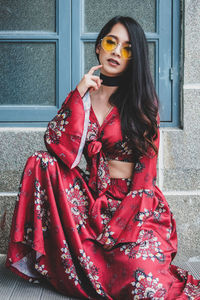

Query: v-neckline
[91,105,115,128]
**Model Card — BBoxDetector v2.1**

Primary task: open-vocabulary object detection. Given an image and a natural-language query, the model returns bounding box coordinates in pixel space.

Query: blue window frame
[72,0,181,127]
[0,0,71,126]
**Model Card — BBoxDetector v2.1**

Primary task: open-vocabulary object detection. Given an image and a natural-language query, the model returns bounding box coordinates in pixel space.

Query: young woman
[6,16,200,299]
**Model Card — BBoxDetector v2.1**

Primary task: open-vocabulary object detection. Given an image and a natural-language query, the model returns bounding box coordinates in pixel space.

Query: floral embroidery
[45,108,71,144]
[176,267,188,280]
[116,140,133,155]
[100,199,121,225]
[134,161,145,173]
[97,225,116,246]
[108,140,133,161]
[60,240,80,286]
[135,198,166,227]
[86,120,98,141]
[34,179,51,233]
[134,209,153,226]
[131,189,154,198]
[100,213,110,226]
[23,223,34,246]
[108,198,121,214]
[131,269,167,299]
[65,178,89,232]
[120,242,137,259]
[120,230,165,263]
[97,157,111,192]
[184,282,200,299]
[166,224,173,240]
[32,151,57,169]
[35,263,49,278]
[153,198,166,220]
[78,249,107,297]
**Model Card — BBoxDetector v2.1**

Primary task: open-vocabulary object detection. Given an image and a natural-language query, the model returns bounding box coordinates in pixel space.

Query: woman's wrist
[76,83,87,98]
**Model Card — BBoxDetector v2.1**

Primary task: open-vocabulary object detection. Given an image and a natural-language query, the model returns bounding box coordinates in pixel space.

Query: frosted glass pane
[0,43,56,105]
[149,42,155,83]
[84,0,155,33]
[0,0,55,31]
[84,43,99,74]
[84,42,155,82]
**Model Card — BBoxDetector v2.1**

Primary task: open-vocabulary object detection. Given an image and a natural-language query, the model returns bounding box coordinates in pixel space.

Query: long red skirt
[6,151,200,299]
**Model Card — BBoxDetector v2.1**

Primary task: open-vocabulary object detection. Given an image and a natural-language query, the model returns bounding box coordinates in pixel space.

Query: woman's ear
[96,44,101,54]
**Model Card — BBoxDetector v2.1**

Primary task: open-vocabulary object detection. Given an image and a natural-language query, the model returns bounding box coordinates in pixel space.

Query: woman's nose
[113,43,122,56]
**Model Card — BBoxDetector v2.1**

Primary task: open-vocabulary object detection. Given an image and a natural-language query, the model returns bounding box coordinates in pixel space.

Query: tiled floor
[0,254,200,299]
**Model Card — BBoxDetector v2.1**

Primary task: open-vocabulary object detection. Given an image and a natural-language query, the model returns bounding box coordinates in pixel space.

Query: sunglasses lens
[101,36,132,59]
[102,36,117,52]
[121,45,132,59]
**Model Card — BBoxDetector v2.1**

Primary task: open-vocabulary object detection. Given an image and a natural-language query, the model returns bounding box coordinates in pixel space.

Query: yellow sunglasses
[101,36,132,60]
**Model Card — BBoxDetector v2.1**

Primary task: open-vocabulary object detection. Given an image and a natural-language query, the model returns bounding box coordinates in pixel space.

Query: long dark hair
[95,16,159,162]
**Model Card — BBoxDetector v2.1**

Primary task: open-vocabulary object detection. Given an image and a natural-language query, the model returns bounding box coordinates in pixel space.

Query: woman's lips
[107,58,120,66]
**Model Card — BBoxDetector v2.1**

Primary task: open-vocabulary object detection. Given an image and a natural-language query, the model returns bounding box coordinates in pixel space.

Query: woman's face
[96,22,131,77]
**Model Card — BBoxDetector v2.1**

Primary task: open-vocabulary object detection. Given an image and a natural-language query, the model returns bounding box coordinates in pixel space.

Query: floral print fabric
[6,89,200,299]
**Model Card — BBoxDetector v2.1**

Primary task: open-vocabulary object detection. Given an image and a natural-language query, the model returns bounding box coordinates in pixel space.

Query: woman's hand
[77,65,103,98]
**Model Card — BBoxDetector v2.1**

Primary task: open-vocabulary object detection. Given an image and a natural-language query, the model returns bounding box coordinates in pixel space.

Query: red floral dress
[6,88,200,299]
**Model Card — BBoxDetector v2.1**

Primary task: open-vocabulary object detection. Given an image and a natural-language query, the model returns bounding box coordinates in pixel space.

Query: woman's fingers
[77,65,103,97]
[88,64,102,75]
[90,75,102,88]
[86,65,102,89]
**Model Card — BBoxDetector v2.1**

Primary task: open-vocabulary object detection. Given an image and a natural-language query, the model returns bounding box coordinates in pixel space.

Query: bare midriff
[107,160,134,179]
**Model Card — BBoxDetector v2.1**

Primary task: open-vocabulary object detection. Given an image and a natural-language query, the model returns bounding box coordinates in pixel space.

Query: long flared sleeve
[44,89,91,169]
[96,116,161,249]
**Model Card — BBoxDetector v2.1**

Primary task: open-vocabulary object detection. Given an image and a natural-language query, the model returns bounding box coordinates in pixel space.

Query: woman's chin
[101,67,123,77]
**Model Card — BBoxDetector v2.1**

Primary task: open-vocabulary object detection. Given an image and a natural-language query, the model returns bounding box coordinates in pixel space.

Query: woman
[6,16,200,299]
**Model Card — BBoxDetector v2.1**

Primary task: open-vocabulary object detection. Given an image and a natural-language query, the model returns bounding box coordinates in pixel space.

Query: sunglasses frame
[100,36,133,60]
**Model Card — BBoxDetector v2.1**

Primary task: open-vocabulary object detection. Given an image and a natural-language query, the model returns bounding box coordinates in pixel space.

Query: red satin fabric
[6,89,200,299]
[87,140,102,157]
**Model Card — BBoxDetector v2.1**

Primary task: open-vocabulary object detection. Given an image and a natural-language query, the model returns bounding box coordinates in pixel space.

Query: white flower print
[97,157,111,192]
[184,282,200,299]
[131,269,167,299]
[166,224,172,240]
[60,240,80,286]
[65,178,89,232]
[131,189,154,199]
[23,223,34,246]
[45,108,71,144]
[120,230,165,263]
[86,120,98,141]
[32,151,57,169]
[34,179,51,233]
[97,225,116,247]
[35,263,49,277]
[100,199,121,225]
[78,249,107,297]
[134,197,167,227]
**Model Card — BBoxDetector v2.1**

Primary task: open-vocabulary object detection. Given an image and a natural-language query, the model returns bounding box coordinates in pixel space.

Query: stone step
[0,255,200,299]
[0,255,81,300]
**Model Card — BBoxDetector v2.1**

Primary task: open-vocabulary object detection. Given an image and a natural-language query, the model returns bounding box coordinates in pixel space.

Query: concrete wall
[0,0,199,265]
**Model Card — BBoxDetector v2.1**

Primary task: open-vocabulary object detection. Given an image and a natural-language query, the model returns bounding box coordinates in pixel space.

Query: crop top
[85,105,134,162]
[83,102,135,196]
[44,88,159,198]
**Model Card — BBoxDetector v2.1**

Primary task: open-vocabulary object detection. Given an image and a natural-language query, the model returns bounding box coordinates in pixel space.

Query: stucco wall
[0,0,199,265]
